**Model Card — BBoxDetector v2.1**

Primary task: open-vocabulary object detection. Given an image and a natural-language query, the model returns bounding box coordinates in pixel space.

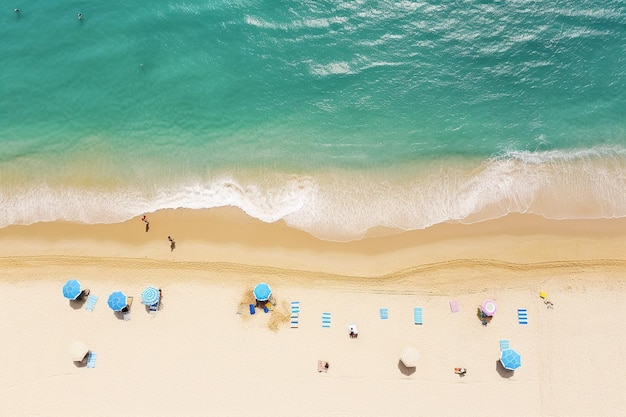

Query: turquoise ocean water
[1,0,625,241]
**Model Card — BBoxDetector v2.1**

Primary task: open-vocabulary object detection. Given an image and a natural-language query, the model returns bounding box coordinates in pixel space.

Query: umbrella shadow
[69,291,90,310]
[69,298,86,310]
[73,353,90,368]
[495,359,514,378]
[113,310,130,320]
[144,302,163,313]
[398,360,416,376]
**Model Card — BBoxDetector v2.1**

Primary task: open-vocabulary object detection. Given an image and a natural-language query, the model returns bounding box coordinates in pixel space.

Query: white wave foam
[2,148,626,241]
[308,61,353,76]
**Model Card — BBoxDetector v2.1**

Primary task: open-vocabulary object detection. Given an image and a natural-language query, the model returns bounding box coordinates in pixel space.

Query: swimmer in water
[77,13,83,20]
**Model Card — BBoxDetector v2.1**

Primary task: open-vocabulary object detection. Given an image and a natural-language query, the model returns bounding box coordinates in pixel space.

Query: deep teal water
[1,0,625,240]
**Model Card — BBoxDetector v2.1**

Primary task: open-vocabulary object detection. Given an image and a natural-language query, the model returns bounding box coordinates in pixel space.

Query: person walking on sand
[141,215,150,232]
[168,236,176,252]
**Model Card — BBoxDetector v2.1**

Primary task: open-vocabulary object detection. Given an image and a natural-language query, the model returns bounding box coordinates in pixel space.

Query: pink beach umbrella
[481,299,497,316]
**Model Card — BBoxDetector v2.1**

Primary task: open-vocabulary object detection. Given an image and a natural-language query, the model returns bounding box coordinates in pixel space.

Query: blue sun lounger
[518,309,528,325]
[86,352,97,368]
[500,339,510,351]
[290,301,300,328]
[322,312,331,328]
[84,295,98,311]
[249,304,255,315]
[414,307,423,325]
[380,308,388,319]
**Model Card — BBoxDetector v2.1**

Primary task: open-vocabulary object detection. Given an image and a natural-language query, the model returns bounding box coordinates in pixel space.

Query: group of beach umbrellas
[62,280,161,311]
[63,280,162,364]
[479,299,521,370]
[397,299,521,372]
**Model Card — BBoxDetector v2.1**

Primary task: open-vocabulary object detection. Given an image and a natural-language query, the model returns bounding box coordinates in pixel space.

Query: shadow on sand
[398,360,416,376]
[495,359,514,378]
[69,290,90,310]
[69,298,87,310]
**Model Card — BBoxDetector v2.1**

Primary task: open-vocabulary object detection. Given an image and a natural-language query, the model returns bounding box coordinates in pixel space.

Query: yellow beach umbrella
[539,291,548,299]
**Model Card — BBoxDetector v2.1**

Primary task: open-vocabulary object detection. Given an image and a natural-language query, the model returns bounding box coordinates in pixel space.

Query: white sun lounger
[84,295,98,311]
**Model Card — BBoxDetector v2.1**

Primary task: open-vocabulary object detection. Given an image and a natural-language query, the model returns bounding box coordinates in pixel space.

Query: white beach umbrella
[69,341,89,362]
[400,347,419,368]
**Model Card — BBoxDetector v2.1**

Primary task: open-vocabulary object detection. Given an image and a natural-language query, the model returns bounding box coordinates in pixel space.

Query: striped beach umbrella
[481,299,497,316]
[253,283,272,302]
[107,291,128,311]
[63,279,82,300]
[500,348,522,370]
[141,287,160,306]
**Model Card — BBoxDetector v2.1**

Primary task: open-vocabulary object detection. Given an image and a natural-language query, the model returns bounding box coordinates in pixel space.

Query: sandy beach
[1,209,626,417]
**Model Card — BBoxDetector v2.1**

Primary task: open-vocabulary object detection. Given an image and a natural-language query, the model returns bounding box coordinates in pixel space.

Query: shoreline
[1,208,626,276]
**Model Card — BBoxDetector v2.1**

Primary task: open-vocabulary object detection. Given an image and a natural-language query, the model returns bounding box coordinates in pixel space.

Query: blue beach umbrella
[63,279,82,300]
[141,287,160,306]
[500,348,522,371]
[253,283,272,302]
[107,291,128,311]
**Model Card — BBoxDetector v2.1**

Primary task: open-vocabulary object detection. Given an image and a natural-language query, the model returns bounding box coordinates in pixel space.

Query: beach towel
[322,312,331,328]
[249,304,255,315]
[518,309,528,325]
[414,307,423,325]
[500,339,510,351]
[86,352,97,368]
[449,300,460,313]
[84,295,98,311]
[380,308,388,319]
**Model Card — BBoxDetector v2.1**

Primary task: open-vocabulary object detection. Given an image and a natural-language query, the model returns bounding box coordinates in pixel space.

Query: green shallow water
[1,0,625,240]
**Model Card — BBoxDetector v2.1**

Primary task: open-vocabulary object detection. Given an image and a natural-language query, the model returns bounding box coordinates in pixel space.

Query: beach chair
[149,303,159,314]
[322,312,331,328]
[414,307,423,325]
[291,301,300,315]
[86,352,97,368]
[449,300,460,313]
[500,339,510,351]
[380,308,388,319]
[290,314,299,328]
[518,309,528,325]
[84,295,98,311]
[249,304,255,315]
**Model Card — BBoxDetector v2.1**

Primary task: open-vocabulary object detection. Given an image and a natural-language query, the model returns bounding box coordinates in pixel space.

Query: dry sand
[1,209,625,417]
